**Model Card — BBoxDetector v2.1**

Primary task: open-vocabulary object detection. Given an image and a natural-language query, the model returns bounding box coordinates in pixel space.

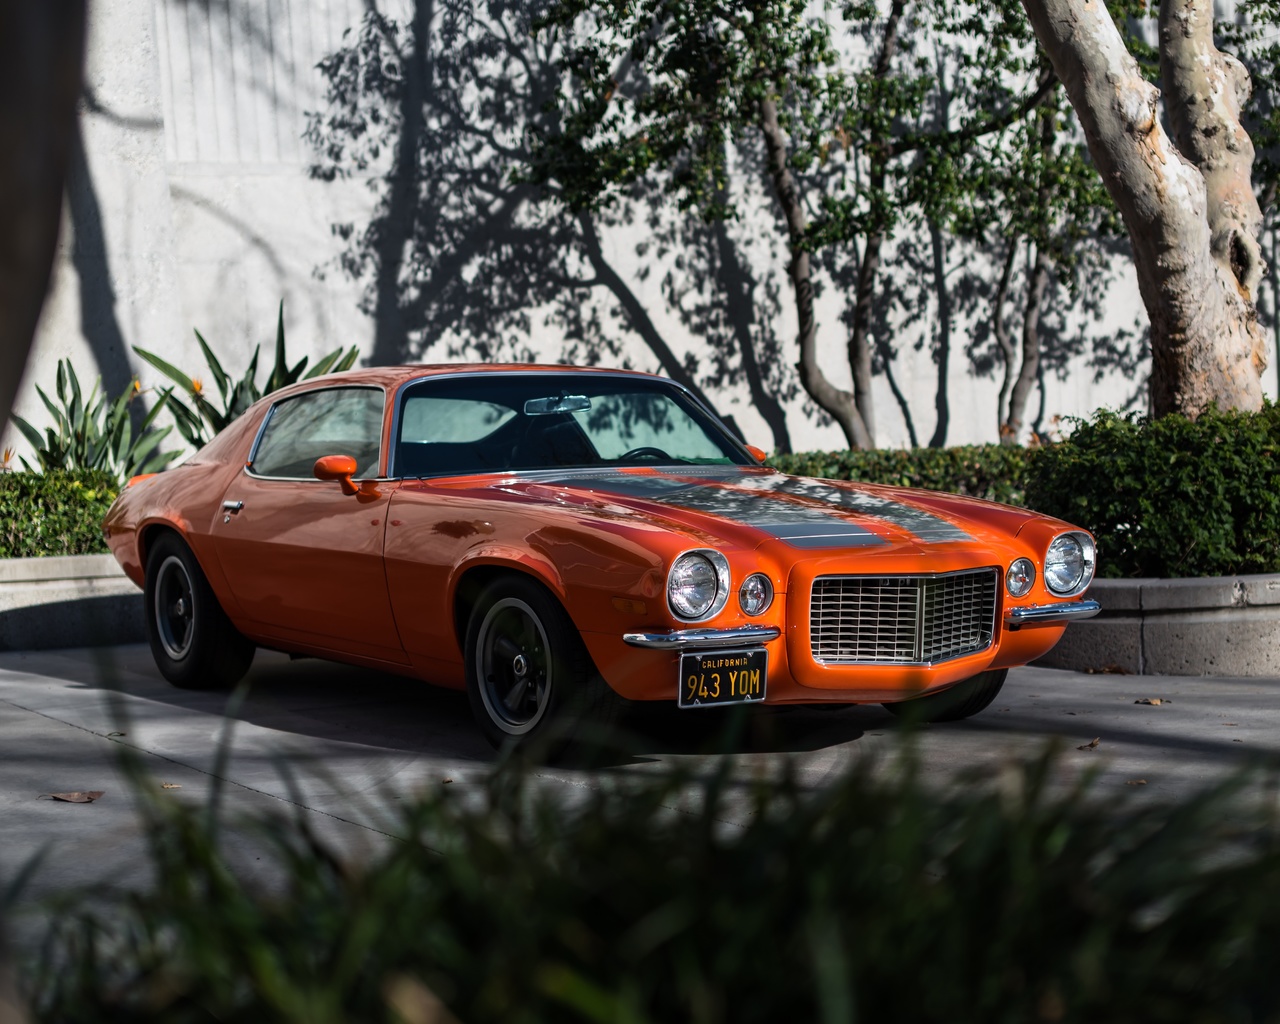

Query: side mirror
[313,454,359,495]
[744,444,768,464]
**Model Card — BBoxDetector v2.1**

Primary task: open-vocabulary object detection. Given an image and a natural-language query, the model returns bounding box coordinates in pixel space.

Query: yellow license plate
[678,648,767,708]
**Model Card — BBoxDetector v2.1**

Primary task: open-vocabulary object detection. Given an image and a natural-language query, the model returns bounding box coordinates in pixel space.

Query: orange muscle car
[103,365,1099,748]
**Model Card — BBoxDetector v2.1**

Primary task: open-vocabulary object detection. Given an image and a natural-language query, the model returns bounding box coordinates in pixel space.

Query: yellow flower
[1,447,13,471]
[191,378,204,396]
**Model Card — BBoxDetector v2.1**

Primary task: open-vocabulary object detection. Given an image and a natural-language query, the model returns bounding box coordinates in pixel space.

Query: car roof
[264,363,667,400]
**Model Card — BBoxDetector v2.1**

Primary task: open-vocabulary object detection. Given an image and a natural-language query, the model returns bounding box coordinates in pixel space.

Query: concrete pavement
[3,644,1279,917]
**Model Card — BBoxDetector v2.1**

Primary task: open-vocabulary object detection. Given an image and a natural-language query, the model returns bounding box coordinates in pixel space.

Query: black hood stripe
[540,468,971,547]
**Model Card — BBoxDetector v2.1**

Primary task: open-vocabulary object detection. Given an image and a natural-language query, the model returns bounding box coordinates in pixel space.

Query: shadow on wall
[67,122,134,409]
[303,0,795,451]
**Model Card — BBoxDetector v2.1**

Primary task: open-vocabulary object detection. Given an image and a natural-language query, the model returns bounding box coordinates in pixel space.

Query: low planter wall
[1036,575,1280,677]
[2,556,1279,676]
[0,554,145,651]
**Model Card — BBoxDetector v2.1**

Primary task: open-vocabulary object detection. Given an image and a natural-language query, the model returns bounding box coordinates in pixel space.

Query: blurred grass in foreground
[13,743,1280,1024]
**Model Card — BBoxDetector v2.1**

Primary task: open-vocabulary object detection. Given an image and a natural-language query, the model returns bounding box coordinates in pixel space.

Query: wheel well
[137,523,183,570]
[453,566,559,649]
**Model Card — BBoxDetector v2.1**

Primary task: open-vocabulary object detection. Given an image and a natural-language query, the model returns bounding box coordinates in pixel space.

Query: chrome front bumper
[623,625,782,650]
[1004,600,1101,627]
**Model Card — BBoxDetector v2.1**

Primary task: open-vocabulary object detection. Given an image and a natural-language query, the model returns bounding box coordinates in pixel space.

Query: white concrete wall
[6,0,1273,462]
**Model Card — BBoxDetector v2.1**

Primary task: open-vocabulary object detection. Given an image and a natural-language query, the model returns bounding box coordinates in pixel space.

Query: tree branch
[890,70,1057,158]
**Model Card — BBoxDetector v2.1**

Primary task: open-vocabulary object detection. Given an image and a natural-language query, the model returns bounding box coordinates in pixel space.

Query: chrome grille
[809,568,999,665]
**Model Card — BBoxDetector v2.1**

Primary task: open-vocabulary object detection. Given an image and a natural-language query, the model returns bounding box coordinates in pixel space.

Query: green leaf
[193,329,232,403]
[134,346,198,394]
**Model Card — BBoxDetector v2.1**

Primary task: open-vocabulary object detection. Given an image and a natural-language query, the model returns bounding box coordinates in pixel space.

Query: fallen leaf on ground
[1134,698,1168,706]
[1224,722,1239,726]
[1077,737,1100,751]
[1234,739,1244,743]
[442,778,453,784]
[43,791,104,803]
[1126,779,1147,786]
[107,731,125,738]
[1085,664,1130,674]
[161,782,181,790]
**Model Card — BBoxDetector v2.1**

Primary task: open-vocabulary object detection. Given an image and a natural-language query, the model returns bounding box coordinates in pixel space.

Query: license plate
[678,648,767,708]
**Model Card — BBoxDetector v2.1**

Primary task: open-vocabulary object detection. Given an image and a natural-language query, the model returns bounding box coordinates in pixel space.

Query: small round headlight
[1006,558,1036,598]
[667,550,730,620]
[739,573,774,615]
[1045,532,1095,596]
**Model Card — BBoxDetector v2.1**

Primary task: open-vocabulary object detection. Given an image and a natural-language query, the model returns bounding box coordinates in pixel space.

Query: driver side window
[250,387,384,479]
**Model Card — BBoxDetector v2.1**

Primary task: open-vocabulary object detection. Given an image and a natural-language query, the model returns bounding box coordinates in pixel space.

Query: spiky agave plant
[135,301,359,449]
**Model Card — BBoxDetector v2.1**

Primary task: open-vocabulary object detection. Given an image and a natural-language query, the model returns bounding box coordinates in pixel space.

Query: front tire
[464,575,622,751]
[882,668,1008,723]
[144,532,255,690]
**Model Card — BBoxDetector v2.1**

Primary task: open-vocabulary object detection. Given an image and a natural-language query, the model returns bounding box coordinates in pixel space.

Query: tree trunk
[1020,0,1266,417]
[847,225,880,444]
[759,95,871,449]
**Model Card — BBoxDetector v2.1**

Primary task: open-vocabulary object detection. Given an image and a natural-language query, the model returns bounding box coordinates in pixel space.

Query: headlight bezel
[667,548,731,621]
[1044,531,1096,597]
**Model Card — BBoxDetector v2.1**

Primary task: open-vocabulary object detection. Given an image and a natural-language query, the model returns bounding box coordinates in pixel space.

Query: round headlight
[668,550,729,620]
[1006,558,1036,598]
[1045,532,1095,596]
[739,573,774,616]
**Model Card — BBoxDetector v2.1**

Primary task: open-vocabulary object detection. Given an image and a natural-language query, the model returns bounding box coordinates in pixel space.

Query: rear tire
[464,575,624,752]
[882,668,1007,723]
[144,532,255,690]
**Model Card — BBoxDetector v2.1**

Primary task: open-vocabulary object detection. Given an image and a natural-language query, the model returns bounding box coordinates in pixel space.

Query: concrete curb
[3,557,1278,676]
[0,555,145,651]
[1035,575,1280,676]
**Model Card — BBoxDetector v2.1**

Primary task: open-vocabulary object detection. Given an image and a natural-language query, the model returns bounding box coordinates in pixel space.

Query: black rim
[155,555,195,660]
[476,597,551,734]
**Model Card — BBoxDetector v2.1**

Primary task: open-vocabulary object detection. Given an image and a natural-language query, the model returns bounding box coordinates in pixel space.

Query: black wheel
[618,446,672,461]
[882,668,1008,723]
[464,575,623,751]
[144,532,255,690]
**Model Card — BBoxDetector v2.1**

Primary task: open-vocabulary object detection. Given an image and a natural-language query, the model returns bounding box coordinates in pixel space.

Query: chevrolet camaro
[103,365,1099,748]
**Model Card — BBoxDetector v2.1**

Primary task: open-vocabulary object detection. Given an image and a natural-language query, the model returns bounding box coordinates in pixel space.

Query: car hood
[482,465,1040,552]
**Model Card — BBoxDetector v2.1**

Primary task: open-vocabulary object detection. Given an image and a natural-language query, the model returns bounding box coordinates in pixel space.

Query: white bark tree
[1020,0,1267,417]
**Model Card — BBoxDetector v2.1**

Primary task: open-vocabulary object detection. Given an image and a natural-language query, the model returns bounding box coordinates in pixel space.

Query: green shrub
[773,407,1280,579]
[1025,407,1280,578]
[18,748,1280,1023]
[0,471,116,558]
[769,445,1031,506]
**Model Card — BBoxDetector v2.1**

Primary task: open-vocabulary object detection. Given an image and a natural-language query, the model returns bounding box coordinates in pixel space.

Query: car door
[212,385,408,664]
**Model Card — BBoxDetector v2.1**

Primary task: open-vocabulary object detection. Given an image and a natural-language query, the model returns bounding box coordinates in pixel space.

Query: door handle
[221,500,244,523]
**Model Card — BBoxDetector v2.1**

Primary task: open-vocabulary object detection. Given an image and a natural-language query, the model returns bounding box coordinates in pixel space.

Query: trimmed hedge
[772,407,1280,579]
[770,445,1031,506]
[8,407,1280,578]
[0,470,116,558]
[1024,407,1280,578]
[20,749,1280,1023]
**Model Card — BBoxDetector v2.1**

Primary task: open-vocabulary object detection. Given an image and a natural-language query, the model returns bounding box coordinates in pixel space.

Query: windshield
[394,374,750,477]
